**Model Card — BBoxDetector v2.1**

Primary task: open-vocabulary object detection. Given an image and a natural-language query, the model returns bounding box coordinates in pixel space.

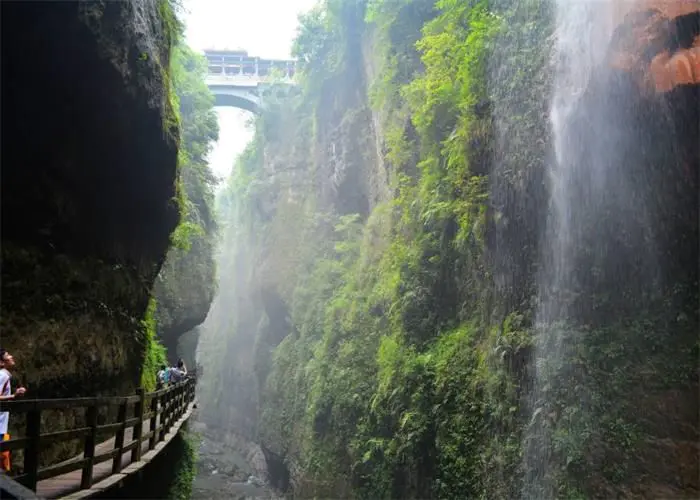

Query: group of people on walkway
[0,349,194,474]
[156,358,189,390]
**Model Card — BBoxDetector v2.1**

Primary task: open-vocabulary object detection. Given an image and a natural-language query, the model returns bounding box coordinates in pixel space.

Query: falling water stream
[523,0,659,497]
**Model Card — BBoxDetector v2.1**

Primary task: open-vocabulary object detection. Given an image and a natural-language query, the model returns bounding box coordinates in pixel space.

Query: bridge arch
[210,88,260,113]
[203,49,298,114]
[207,83,302,113]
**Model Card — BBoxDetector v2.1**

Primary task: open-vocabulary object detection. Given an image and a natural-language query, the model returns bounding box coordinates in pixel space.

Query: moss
[140,297,168,391]
[166,429,199,500]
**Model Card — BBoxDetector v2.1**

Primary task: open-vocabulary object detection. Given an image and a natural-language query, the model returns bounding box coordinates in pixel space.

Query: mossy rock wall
[1,0,180,465]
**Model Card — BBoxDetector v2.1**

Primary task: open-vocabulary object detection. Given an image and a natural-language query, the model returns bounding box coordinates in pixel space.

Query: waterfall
[521,0,669,497]
[543,0,622,326]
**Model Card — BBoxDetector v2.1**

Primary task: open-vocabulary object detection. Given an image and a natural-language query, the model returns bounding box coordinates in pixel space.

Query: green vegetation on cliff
[166,430,199,500]
[201,0,699,498]
[154,42,220,361]
[140,298,168,391]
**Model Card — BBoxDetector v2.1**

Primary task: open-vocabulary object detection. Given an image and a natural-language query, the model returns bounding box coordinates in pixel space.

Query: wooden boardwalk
[38,404,192,499]
[0,379,196,500]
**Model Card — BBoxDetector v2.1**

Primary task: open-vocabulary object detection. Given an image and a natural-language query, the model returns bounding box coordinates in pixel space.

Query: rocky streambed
[191,416,282,500]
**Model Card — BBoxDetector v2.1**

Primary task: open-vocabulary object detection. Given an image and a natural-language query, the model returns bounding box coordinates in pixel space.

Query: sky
[183,0,318,181]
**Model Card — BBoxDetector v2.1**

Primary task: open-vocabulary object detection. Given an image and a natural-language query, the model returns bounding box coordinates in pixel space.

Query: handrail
[0,377,197,497]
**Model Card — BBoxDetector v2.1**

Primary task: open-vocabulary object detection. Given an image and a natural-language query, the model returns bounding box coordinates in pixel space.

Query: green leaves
[165,43,219,249]
[169,221,205,252]
[140,298,167,391]
[262,0,507,495]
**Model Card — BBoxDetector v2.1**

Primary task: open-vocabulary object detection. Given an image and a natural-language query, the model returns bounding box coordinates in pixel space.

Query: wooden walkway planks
[36,402,194,499]
[0,378,196,499]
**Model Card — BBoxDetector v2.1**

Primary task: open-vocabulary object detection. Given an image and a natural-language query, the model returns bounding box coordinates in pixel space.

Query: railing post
[173,385,179,421]
[80,405,98,489]
[169,386,176,429]
[159,387,169,443]
[23,409,41,491]
[177,384,183,419]
[170,385,178,427]
[112,400,128,474]
[131,388,145,463]
[162,388,169,436]
[174,385,180,423]
[173,384,180,426]
[158,386,173,441]
[149,392,158,451]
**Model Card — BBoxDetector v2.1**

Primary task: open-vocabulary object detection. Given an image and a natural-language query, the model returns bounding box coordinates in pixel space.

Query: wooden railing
[0,377,196,496]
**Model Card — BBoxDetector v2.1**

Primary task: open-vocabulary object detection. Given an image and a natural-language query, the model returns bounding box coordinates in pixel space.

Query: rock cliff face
[153,196,216,363]
[1,0,179,401]
[151,44,219,367]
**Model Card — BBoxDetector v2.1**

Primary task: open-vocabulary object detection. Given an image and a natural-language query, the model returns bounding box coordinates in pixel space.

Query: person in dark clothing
[170,358,187,384]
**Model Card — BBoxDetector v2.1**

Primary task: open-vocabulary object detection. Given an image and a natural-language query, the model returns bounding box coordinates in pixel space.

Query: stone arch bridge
[204,49,299,113]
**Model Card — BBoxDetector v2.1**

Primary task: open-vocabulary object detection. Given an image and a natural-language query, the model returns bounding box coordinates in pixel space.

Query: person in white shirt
[0,348,26,472]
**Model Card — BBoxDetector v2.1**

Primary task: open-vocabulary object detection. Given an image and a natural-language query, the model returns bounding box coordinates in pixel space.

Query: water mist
[522,0,665,496]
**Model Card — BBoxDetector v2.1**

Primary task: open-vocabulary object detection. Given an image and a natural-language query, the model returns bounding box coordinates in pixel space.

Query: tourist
[0,348,27,472]
[170,358,187,384]
[156,364,170,390]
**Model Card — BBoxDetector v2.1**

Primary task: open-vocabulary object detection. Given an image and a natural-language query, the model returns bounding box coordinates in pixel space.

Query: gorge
[1,0,697,499]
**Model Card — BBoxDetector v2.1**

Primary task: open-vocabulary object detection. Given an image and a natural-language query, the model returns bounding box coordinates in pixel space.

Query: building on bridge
[203,49,296,80]
[203,49,298,113]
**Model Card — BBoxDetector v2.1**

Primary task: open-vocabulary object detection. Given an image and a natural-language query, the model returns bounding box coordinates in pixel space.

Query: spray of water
[546,0,618,318]
[522,0,654,497]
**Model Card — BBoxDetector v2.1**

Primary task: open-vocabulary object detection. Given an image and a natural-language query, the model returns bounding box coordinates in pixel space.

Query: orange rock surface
[607,0,700,92]
[611,0,700,24]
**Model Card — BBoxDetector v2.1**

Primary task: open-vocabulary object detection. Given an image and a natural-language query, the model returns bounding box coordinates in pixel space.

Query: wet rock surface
[191,418,282,500]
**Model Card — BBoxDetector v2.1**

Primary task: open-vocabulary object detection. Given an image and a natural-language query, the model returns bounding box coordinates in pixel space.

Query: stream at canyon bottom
[191,414,281,500]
